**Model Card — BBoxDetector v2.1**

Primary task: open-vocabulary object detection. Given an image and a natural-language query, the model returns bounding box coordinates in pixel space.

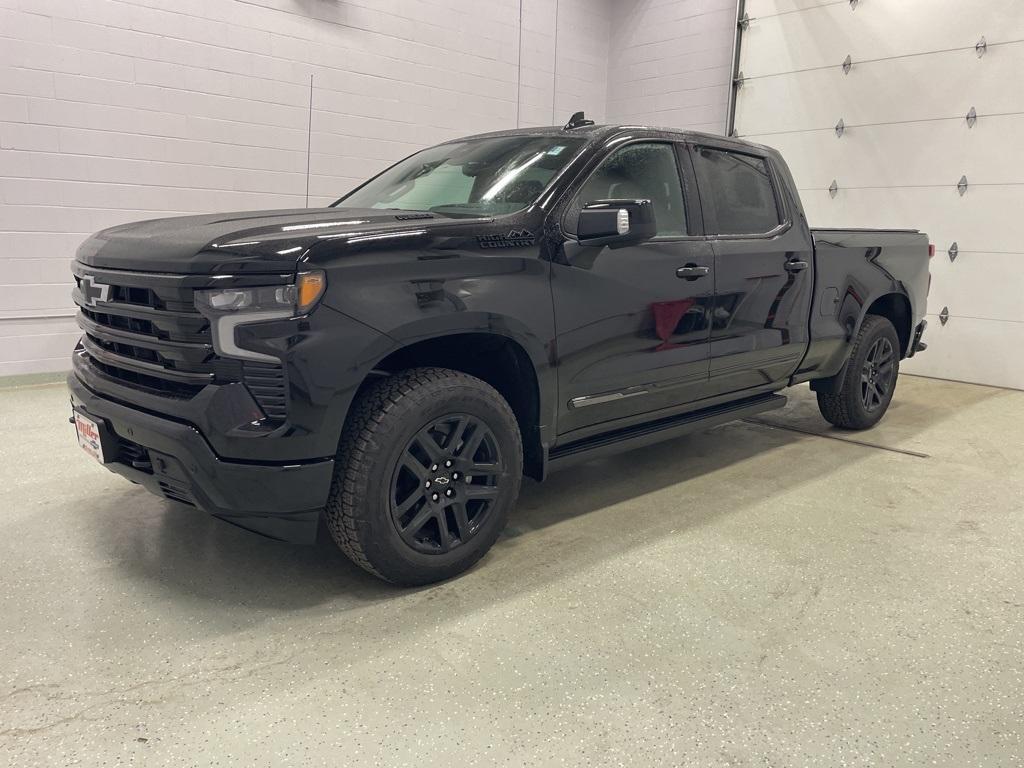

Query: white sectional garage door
[734,0,1024,390]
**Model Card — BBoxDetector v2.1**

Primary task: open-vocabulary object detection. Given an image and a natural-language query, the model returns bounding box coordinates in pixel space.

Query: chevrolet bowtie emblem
[79,276,112,307]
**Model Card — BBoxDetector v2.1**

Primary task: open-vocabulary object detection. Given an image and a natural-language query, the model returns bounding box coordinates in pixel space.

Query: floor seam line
[742,418,931,458]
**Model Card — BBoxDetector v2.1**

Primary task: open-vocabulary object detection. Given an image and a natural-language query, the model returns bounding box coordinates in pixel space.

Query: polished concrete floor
[1,374,1021,767]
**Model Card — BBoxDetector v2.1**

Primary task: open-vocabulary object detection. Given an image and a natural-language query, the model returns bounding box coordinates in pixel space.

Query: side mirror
[576,199,657,248]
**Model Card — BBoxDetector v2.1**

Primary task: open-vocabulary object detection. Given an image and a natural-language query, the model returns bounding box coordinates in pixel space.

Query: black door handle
[676,264,710,280]
[785,260,809,272]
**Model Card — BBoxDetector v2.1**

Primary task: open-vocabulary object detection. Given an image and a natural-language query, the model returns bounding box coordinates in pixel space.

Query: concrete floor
[0,375,1021,767]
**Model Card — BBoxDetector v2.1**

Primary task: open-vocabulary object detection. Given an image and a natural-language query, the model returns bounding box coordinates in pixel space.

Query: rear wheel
[325,367,522,586]
[816,314,900,430]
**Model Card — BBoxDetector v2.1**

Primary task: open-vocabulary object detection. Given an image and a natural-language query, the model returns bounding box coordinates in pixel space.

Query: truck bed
[796,227,930,382]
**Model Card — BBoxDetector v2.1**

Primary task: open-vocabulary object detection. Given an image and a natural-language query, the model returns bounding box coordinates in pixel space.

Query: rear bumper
[68,373,333,543]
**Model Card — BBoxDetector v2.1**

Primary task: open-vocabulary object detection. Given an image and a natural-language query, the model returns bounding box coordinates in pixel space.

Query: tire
[325,367,523,586]
[816,314,901,430]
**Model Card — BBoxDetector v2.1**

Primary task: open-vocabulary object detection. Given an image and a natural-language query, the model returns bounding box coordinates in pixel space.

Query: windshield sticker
[546,145,566,156]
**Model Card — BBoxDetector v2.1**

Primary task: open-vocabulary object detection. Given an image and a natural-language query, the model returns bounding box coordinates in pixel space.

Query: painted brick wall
[519,0,610,128]
[2,0,733,376]
[0,0,611,375]
[605,0,736,133]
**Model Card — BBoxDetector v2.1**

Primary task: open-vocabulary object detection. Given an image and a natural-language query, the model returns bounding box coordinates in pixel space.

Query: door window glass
[692,148,781,235]
[574,142,687,236]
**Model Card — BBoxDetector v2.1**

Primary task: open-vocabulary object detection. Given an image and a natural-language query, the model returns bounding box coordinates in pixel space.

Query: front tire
[326,367,523,586]
[816,314,900,430]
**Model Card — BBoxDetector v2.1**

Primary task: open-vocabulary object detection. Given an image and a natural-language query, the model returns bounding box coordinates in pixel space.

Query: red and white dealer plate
[73,410,105,464]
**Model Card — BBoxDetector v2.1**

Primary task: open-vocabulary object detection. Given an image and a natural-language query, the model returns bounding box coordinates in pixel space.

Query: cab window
[691,147,782,235]
[571,142,687,236]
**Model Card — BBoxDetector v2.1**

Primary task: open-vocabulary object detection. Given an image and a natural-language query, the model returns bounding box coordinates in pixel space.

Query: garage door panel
[902,316,1024,390]
[739,4,853,77]
[736,44,1024,134]
[800,187,1024,256]
[736,2,1022,389]
[926,252,1024,324]
[740,0,1024,76]
[756,114,1024,189]
[745,0,841,17]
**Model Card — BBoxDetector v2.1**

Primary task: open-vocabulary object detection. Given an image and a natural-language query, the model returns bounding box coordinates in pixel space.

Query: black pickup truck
[69,114,930,585]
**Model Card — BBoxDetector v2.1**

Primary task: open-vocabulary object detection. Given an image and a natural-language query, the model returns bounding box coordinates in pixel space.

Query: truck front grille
[73,263,288,420]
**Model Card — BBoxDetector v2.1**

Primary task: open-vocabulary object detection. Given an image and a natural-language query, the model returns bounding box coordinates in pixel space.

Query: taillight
[928,243,935,258]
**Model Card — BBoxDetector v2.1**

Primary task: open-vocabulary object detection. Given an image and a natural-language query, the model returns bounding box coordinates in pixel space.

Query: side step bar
[546,392,787,475]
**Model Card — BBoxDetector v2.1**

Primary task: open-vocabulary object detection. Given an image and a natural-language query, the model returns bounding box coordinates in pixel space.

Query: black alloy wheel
[816,313,901,430]
[860,336,895,413]
[391,414,504,554]
[325,367,523,585]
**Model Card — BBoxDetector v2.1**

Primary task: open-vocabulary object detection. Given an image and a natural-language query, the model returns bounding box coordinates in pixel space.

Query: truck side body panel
[798,229,929,381]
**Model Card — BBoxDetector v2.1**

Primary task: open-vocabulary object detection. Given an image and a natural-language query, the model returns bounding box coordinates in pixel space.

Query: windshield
[335,136,586,217]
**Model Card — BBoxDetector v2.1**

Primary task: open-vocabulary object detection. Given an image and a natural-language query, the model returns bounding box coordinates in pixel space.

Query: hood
[75,207,489,274]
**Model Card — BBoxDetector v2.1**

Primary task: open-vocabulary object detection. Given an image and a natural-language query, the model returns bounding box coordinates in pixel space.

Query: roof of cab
[452,122,773,155]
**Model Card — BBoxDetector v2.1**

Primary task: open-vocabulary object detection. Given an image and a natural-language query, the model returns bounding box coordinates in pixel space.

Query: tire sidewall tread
[326,367,523,586]
[817,314,900,430]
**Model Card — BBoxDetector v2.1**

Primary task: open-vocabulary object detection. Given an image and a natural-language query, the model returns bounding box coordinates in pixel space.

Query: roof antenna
[563,111,594,130]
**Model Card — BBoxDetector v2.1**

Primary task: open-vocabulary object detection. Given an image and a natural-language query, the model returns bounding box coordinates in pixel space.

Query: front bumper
[68,373,334,543]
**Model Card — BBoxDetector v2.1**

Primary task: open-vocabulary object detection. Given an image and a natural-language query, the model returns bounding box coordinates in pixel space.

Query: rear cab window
[691,147,783,236]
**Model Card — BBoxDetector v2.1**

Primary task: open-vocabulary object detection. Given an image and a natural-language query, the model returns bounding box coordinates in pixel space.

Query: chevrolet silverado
[69,113,930,585]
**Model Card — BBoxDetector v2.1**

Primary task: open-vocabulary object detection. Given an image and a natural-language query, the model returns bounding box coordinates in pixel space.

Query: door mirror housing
[576,199,658,248]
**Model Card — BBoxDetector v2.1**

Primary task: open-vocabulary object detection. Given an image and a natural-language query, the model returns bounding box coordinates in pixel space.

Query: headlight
[202,285,295,312]
[195,270,326,362]
[196,271,326,315]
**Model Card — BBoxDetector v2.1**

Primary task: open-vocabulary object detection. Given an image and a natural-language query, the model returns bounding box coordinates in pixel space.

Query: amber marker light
[297,270,327,314]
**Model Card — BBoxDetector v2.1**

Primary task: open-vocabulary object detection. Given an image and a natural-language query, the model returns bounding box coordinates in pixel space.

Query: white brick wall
[0,0,732,376]
[605,0,736,133]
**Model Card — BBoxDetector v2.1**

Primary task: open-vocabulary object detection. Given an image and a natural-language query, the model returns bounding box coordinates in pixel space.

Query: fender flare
[810,287,912,395]
[355,311,556,442]
[852,287,913,354]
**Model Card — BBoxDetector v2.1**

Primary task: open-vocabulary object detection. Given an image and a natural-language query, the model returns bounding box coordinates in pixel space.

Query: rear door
[689,143,813,396]
[552,140,715,438]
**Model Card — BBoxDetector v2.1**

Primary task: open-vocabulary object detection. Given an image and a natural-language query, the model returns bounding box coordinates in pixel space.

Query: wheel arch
[811,290,909,396]
[863,291,913,357]
[353,327,549,481]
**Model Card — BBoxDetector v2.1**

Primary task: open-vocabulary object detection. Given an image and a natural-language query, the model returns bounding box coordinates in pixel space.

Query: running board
[546,393,787,474]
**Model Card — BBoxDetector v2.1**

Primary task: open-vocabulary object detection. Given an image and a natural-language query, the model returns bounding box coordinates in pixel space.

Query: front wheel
[816,314,900,430]
[325,367,523,586]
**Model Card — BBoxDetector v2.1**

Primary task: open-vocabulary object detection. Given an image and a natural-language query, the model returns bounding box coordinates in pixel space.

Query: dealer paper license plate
[73,410,105,464]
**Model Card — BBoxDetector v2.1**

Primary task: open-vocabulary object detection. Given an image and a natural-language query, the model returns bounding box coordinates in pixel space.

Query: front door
[552,141,714,438]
